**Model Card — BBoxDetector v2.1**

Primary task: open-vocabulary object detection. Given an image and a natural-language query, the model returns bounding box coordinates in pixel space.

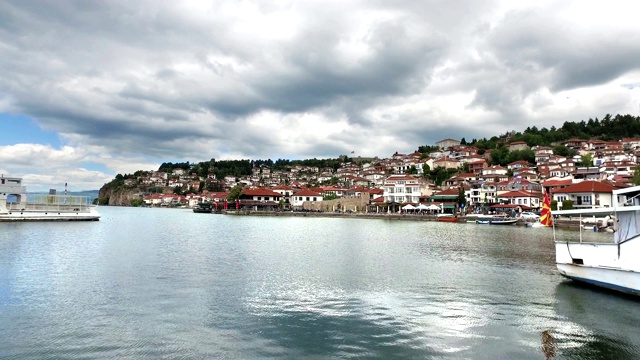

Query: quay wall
[223,210,584,229]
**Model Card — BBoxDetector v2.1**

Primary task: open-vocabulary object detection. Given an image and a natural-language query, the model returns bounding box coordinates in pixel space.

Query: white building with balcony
[382,175,423,204]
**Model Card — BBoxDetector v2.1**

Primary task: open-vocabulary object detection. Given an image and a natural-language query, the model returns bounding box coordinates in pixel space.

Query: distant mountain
[29,190,100,202]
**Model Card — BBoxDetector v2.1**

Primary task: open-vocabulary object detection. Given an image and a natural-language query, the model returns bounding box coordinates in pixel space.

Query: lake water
[1,207,640,359]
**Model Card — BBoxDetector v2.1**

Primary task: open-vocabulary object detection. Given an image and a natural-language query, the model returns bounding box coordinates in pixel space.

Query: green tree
[323,193,338,201]
[407,165,418,175]
[561,200,573,210]
[430,167,456,186]
[130,198,144,207]
[553,145,571,157]
[422,164,431,180]
[550,200,558,211]
[227,184,243,200]
[632,166,640,186]
[580,153,593,167]
[490,145,509,166]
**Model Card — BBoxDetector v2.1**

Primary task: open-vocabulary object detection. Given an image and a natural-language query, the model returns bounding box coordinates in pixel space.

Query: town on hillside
[106,137,640,215]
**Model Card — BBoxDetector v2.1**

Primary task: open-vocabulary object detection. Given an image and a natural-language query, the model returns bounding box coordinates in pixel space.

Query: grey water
[1,207,639,359]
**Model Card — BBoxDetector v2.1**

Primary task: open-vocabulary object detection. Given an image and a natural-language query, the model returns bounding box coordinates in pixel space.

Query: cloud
[1,0,640,190]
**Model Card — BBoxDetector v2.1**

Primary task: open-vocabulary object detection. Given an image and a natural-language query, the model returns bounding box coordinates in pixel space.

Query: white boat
[0,175,100,221]
[552,185,640,296]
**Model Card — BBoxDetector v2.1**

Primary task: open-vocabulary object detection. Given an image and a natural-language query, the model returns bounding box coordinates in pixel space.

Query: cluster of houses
[137,137,640,214]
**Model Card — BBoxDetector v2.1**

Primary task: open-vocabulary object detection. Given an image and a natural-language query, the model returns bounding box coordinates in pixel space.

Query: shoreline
[219,210,584,229]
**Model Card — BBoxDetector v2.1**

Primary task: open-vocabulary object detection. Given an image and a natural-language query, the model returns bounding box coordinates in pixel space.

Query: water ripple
[2,208,640,359]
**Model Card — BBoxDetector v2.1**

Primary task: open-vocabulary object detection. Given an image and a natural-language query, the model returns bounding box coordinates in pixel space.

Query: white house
[291,188,323,208]
[382,174,423,204]
[552,180,617,209]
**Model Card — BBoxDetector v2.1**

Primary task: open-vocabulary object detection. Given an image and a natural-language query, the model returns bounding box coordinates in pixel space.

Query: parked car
[520,211,540,220]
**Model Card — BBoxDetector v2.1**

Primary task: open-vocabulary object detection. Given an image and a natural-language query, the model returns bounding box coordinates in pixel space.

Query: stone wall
[302,193,371,212]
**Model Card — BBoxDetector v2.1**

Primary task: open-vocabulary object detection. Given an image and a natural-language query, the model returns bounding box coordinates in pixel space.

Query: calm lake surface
[1,207,639,359]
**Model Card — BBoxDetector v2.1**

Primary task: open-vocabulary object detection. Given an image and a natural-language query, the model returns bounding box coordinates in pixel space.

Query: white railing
[6,194,94,212]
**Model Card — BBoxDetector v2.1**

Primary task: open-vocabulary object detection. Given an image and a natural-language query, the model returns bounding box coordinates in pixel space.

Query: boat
[436,214,459,222]
[475,215,518,225]
[0,175,100,221]
[487,217,518,225]
[193,201,213,213]
[552,185,640,296]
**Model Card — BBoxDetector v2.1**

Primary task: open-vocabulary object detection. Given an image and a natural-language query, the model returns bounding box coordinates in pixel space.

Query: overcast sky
[1,0,640,191]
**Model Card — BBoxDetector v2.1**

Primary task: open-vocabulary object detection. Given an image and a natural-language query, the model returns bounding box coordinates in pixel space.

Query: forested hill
[415,113,640,153]
[155,157,353,183]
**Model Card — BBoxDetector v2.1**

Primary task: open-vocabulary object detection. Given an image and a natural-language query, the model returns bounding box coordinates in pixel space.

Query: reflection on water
[1,207,639,359]
[552,281,640,359]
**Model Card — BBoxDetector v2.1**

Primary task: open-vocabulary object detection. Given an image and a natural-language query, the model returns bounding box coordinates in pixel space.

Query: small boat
[488,218,518,225]
[436,214,459,222]
[0,175,100,221]
[475,215,517,225]
[193,202,213,213]
[552,185,640,296]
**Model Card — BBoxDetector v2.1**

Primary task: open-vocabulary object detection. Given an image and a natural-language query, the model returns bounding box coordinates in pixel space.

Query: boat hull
[557,264,640,296]
[489,219,518,225]
[0,208,100,221]
[555,241,640,296]
[436,217,459,222]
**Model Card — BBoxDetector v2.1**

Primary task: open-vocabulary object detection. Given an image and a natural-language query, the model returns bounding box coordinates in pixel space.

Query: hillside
[98,113,640,205]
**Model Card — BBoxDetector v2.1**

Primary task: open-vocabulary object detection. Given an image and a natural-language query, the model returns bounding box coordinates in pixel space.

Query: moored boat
[552,185,640,296]
[193,201,213,213]
[0,175,100,221]
[488,218,518,225]
[475,215,518,225]
[436,214,459,222]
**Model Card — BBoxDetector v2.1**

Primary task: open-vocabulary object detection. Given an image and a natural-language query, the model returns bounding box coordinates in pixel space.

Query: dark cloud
[484,7,640,91]
[1,0,639,175]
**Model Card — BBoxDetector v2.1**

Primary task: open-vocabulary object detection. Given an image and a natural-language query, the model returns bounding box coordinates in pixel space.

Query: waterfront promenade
[221,209,584,229]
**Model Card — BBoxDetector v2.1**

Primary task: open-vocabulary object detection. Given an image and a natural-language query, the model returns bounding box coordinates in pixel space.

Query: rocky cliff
[98,183,149,206]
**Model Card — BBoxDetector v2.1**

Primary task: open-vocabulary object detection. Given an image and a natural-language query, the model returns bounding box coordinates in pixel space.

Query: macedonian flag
[540,191,553,227]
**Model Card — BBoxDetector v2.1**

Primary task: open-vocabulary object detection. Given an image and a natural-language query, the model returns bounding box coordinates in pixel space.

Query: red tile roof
[555,181,617,194]
[542,179,573,186]
[294,188,323,197]
[433,188,459,196]
[242,188,282,197]
[272,184,294,190]
[499,190,541,198]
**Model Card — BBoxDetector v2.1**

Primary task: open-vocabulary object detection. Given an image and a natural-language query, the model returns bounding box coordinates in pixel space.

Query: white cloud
[1,0,640,189]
